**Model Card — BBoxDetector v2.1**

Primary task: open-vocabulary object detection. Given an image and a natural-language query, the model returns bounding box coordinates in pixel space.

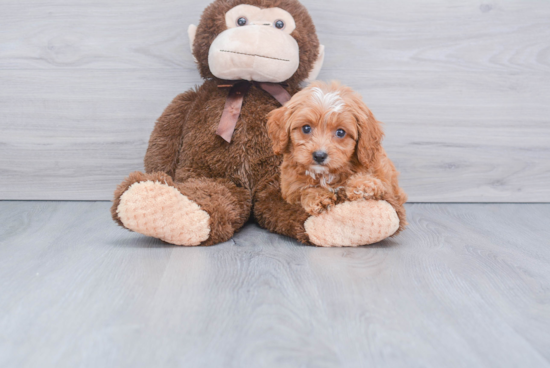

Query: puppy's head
[267,80,383,172]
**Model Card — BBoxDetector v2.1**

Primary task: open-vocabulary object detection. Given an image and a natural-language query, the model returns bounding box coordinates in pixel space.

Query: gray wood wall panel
[1,0,549,201]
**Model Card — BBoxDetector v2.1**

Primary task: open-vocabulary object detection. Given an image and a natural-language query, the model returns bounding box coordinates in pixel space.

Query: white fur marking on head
[311,87,345,113]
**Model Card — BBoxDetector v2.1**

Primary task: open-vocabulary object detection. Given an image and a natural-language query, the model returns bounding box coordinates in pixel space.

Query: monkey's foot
[304,199,399,247]
[117,180,210,246]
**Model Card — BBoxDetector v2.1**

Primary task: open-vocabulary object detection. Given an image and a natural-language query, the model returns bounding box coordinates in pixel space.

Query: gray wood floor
[1,201,549,368]
[1,0,549,201]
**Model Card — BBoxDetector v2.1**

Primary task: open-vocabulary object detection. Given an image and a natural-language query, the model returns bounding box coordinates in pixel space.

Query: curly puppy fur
[267,81,408,234]
[111,0,321,245]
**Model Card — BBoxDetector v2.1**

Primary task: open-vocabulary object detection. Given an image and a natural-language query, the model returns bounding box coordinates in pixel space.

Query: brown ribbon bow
[216,81,291,143]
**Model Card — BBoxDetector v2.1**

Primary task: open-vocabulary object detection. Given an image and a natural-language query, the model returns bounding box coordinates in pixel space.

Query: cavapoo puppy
[267,81,407,233]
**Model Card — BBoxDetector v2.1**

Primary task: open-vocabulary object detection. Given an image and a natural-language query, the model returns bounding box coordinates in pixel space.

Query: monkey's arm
[144,88,198,178]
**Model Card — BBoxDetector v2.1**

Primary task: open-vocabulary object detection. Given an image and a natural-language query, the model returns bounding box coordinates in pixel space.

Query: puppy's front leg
[345,173,387,201]
[301,187,337,216]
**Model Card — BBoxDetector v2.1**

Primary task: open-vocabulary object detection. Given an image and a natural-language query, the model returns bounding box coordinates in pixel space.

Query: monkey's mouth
[219,50,290,62]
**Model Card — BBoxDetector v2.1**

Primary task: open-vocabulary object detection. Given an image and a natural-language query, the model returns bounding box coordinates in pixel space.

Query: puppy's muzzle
[312,150,328,164]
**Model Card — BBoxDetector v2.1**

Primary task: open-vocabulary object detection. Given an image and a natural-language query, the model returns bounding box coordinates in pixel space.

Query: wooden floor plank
[1,202,549,367]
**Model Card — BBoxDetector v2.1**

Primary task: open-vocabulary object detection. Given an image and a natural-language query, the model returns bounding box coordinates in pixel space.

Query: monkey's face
[189,0,324,85]
[208,5,299,83]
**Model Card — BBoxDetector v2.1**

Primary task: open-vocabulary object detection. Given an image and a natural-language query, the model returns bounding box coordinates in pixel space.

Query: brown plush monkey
[111,0,402,247]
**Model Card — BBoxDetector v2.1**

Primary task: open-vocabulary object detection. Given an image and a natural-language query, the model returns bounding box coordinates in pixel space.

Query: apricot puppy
[267,81,407,228]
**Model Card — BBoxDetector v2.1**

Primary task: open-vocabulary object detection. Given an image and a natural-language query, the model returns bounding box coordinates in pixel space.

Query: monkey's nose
[312,151,328,164]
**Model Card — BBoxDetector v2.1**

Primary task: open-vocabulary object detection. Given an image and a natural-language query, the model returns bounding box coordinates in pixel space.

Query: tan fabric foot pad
[117,181,210,246]
[304,200,399,247]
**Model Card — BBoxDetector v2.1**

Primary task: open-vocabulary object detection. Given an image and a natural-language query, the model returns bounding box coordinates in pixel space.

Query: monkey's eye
[274,20,285,29]
[237,17,247,26]
[336,129,346,138]
[302,125,312,134]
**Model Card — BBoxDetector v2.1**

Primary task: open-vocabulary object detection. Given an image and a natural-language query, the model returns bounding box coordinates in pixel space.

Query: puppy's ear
[266,106,291,155]
[351,95,384,167]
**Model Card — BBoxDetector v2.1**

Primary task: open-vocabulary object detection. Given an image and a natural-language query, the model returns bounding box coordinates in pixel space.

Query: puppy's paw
[302,191,337,216]
[345,175,386,201]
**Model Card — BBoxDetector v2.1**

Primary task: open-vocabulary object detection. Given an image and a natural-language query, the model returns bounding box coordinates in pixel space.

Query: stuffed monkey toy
[111,0,403,247]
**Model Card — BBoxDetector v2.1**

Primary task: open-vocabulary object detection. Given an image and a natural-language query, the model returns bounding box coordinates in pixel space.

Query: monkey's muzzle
[208,25,300,83]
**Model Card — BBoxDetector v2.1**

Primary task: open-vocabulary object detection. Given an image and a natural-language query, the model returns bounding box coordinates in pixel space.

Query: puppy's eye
[274,20,285,29]
[302,125,312,134]
[336,129,346,138]
[237,17,247,26]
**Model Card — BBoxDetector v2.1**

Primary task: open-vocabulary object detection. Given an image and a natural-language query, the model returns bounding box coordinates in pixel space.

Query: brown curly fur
[267,81,408,234]
[111,0,319,245]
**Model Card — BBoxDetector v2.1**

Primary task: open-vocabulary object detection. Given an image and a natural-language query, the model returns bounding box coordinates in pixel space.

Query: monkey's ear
[188,24,198,63]
[267,106,291,155]
[352,96,384,167]
[304,45,325,83]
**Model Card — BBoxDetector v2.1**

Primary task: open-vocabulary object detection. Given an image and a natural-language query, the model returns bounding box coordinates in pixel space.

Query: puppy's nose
[312,150,328,164]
